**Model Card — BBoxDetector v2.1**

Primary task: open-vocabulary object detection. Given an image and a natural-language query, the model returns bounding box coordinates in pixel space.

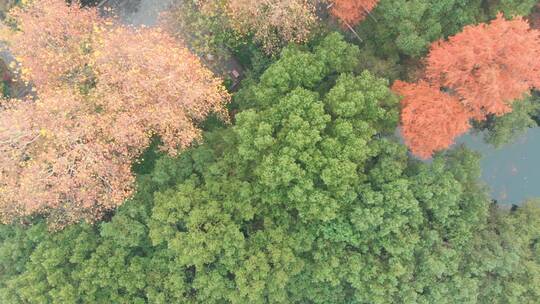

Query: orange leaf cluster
[0,0,229,227]
[393,81,470,159]
[394,13,540,159]
[427,13,540,119]
[330,0,379,27]
[5,0,101,88]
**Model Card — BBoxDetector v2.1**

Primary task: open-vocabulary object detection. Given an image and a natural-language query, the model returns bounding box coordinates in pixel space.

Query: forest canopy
[0,0,539,303]
[0,31,539,304]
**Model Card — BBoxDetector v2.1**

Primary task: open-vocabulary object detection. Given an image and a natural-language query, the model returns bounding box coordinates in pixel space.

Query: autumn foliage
[197,0,318,53]
[0,0,229,227]
[427,13,540,119]
[393,81,470,159]
[4,0,101,88]
[330,0,379,26]
[395,13,540,159]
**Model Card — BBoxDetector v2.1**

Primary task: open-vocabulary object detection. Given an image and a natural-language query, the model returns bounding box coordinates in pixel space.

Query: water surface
[456,128,540,204]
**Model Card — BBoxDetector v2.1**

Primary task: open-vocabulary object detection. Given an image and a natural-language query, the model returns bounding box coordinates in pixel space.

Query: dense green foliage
[484,103,538,147]
[473,199,540,303]
[0,33,539,303]
[355,0,538,61]
[474,93,540,148]
[489,0,539,18]
[357,0,483,59]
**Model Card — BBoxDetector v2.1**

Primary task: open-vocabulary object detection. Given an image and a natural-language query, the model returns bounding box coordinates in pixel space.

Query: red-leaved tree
[427,13,540,119]
[0,0,229,227]
[394,13,540,159]
[330,0,379,27]
[393,81,471,159]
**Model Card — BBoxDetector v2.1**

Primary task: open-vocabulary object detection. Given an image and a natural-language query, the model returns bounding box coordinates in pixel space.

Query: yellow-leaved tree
[0,0,229,228]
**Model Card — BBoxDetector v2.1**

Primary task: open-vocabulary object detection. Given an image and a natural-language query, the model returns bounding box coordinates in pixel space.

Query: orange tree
[392,81,471,159]
[427,13,540,119]
[330,0,379,27]
[0,0,229,227]
[394,14,540,158]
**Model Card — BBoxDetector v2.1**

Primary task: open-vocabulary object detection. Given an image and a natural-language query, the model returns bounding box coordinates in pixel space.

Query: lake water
[456,128,540,205]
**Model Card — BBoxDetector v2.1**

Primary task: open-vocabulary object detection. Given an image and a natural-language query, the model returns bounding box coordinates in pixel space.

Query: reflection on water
[456,128,540,205]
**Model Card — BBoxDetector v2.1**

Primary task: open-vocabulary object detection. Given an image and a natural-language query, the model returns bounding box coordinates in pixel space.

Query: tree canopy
[475,93,540,148]
[355,0,538,60]
[393,80,471,158]
[330,0,380,27]
[427,13,540,119]
[195,0,319,54]
[0,0,229,227]
[393,14,540,158]
[0,33,538,304]
[356,0,485,59]
[0,1,539,303]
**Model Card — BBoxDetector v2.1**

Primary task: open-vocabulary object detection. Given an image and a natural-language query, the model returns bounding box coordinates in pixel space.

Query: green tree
[474,94,540,148]
[488,0,538,18]
[472,200,540,303]
[356,0,485,59]
[147,35,490,303]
